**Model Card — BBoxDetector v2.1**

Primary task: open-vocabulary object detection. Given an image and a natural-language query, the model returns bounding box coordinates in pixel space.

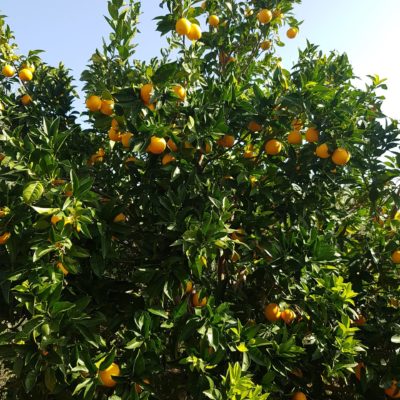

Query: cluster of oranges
[2,63,35,106]
[264,302,296,324]
[85,95,114,116]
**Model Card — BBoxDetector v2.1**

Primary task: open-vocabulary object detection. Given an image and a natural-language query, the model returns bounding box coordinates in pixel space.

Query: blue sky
[1,0,399,118]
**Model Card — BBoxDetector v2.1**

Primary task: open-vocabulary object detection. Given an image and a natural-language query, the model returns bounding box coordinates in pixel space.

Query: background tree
[1,0,400,399]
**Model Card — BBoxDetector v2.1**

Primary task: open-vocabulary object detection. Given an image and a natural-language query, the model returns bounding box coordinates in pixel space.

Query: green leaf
[125,338,144,350]
[23,181,44,204]
[148,308,169,319]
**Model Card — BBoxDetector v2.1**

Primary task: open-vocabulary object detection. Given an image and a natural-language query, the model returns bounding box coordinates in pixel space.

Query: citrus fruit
[192,292,207,307]
[288,131,302,145]
[292,392,307,400]
[175,18,192,35]
[113,213,126,223]
[2,64,15,77]
[167,138,178,152]
[99,362,120,388]
[173,85,186,101]
[354,314,366,326]
[57,262,69,276]
[147,136,166,154]
[385,381,400,399]
[51,215,62,225]
[305,127,319,143]
[162,153,176,165]
[86,95,102,112]
[287,27,298,39]
[264,303,281,321]
[121,132,133,148]
[217,134,235,148]
[108,128,121,142]
[140,83,154,104]
[18,68,33,81]
[292,119,302,130]
[265,139,282,155]
[185,280,193,294]
[21,94,32,106]
[187,24,202,41]
[260,40,272,50]
[248,121,262,132]
[0,232,11,245]
[281,309,296,324]
[391,250,400,264]
[257,9,273,24]
[331,148,350,165]
[315,143,330,158]
[100,99,114,116]
[208,15,219,27]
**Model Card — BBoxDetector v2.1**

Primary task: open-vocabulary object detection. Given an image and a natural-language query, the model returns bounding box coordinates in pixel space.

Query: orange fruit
[305,127,319,143]
[391,250,400,264]
[162,153,176,165]
[99,362,120,388]
[331,148,350,166]
[204,142,212,153]
[0,232,11,245]
[260,40,272,50]
[57,262,69,276]
[192,292,207,307]
[22,63,35,73]
[187,24,202,41]
[292,392,307,400]
[185,280,193,294]
[21,94,32,106]
[113,213,127,223]
[208,15,220,27]
[281,309,296,324]
[315,143,330,159]
[257,9,273,24]
[108,128,121,142]
[51,215,62,225]
[287,131,302,145]
[173,85,186,101]
[146,102,156,111]
[86,95,102,112]
[121,132,133,148]
[217,134,235,148]
[111,118,119,129]
[244,144,256,159]
[175,18,192,35]
[140,83,154,104]
[264,303,281,322]
[167,138,178,152]
[248,121,262,132]
[287,27,298,39]
[354,314,366,326]
[147,136,167,154]
[354,362,365,381]
[100,99,114,116]
[265,139,282,155]
[2,64,15,77]
[385,381,400,399]
[18,68,33,81]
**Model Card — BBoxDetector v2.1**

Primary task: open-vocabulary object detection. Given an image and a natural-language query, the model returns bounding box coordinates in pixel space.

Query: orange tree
[1,0,400,399]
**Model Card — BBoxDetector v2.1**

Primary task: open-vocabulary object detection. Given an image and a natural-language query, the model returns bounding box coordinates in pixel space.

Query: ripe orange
[108,128,121,142]
[187,24,202,41]
[86,95,102,112]
[173,85,186,101]
[162,153,176,165]
[217,134,235,148]
[140,83,154,104]
[281,309,296,324]
[331,148,350,166]
[208,15,220,27]
[354,362,365,381]
[175,18,192,35]
[21,94,32,106]
[100,99,114,116]
[57,262,69,276]
[51,215,62,225]
[146,102,156,111]
[113,213,127,223]
[257,9,273,24]
[167,138,178,152]
[111,118,119,129]
[287,27,298,39]
[248,121,262,132]
[315,143,330,159]
[287,131,302,145]
[2,64,15,77]
[0,232,11,245]
[192,292,207,307]
[99,363,120,388]
[385,381,400,399]
[121,132,133,148]
[147,136,166,154]
[18,68,33,81]
[260,40,272,51]
[244,144,256,159]
[391,250,400,264]
[305,127,319,143]
[264,303,281,322]
[185,280,193,294]
[22,63,35,73]
[292,392,307,400]
[265,139,282,155]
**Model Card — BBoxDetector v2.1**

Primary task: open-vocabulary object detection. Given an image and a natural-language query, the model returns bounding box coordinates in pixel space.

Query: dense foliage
[1,1,400,399]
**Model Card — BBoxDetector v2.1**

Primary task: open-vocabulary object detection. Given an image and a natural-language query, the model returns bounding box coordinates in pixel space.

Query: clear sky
[1,0,399,119]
